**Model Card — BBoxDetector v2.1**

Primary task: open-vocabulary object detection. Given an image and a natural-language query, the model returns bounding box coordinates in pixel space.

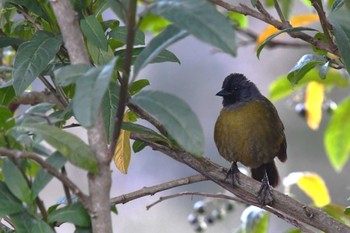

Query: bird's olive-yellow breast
[214,98,285,168]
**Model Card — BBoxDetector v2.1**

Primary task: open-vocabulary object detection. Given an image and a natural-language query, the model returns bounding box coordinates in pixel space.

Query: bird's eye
[233,86,239,91]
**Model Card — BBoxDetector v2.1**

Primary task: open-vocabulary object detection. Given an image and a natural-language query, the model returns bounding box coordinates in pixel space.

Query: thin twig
[273,0,286,22]
[209,0,339,57]
[0,148,90,211]
[110,0,138,156]
[310,0,337,52]
[128,102,168,136]
[236,28,310,48]
[11,3,43,31]
[146,190,314,233]
[146,191,247,210]
[61,166,72,205]
[110,174,208,205]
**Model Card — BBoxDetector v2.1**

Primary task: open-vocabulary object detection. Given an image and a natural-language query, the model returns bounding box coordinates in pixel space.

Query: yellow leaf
[257,14,319,45]
[305,81,324,130]
[113,113,131,174]
[297,172,331,207]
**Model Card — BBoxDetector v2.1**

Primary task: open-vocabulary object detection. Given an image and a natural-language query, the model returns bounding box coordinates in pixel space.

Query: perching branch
[0,148,90,210]
[110,174,208,205]
[128,131,350,233]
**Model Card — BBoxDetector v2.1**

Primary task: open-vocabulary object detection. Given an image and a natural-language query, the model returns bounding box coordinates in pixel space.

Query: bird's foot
[257,172,274,205]
[225,162,240,186]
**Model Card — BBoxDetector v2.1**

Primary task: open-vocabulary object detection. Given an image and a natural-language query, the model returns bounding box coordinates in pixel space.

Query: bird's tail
[251,161,279,187]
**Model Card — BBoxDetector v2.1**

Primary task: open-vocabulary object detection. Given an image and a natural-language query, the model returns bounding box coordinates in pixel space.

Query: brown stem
[50,0,113,232]
[209,0,340,57]
[110,0,138,156]
[110,174,208,205]
[129,132,350,233]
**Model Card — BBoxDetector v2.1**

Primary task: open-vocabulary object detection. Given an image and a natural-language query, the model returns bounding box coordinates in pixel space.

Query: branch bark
[50,1,112,232]
[130,132,350,233]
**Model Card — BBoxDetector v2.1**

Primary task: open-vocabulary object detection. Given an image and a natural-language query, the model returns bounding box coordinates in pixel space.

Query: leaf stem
[273,0,286,23]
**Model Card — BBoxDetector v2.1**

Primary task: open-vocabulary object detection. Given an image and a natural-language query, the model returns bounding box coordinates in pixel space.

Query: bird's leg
[257,170,274,205]
[225,162,240,186]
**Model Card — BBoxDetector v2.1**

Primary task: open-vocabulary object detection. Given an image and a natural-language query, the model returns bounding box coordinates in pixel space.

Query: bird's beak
[216,89,230,96]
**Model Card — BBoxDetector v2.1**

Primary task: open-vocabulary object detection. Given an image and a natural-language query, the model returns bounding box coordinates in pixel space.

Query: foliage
[0,0,349,232]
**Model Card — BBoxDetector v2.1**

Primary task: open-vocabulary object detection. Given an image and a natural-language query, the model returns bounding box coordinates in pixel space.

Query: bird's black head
[216,73,262,107]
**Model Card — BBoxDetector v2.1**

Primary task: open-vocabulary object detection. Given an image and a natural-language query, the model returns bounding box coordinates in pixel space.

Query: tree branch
[8,91,65,113]
[129,133,350,233]
[209,0,340,56]
[110,174,208,205]
[145,191,244,210]
[0,148,90,210]
[50,1,112,233]
[110,0,138,155]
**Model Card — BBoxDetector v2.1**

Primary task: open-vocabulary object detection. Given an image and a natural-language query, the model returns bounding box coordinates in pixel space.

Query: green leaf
[0,181,24,217]
[269,69,349,101]
[132,140,148,153]
[16,103,57,125]
[3,159,32,202]
[345,206,350,215]
[139,13,171,34]
[55,64,92,87]
[287,54,327,85]
[81,15,108,51]
[286,229,302,233]
[101,79,119,143]
[329,7,350,74]
[9,211,37,232]
[73,58,117,127]
[0,85,15,106]
[31,220,55,233]
[109,26,145,45]
[133,25,187,79]
[87,40,115,65]
[227,12,248,28]
[319,61,330,79]
[324,97,350,171]
[122,122,168,143]
[11,124,98,173]
[131,91,204,156]
[0,36,23,48]
[257,27,317,58]
[48,202,91,227]
[0,106,14,130]
[31,152,67,198]
[116,46,180,68]
[129,79,150,96]
[241,206,269,233]
[13,31,62,95]
[149,0,236,56]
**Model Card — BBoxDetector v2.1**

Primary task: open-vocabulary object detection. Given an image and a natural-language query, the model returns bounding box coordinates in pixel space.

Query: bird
[214,73,287,203]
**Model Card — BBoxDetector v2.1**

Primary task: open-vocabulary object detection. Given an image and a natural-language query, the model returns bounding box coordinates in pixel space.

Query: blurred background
[33,1,350,232]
